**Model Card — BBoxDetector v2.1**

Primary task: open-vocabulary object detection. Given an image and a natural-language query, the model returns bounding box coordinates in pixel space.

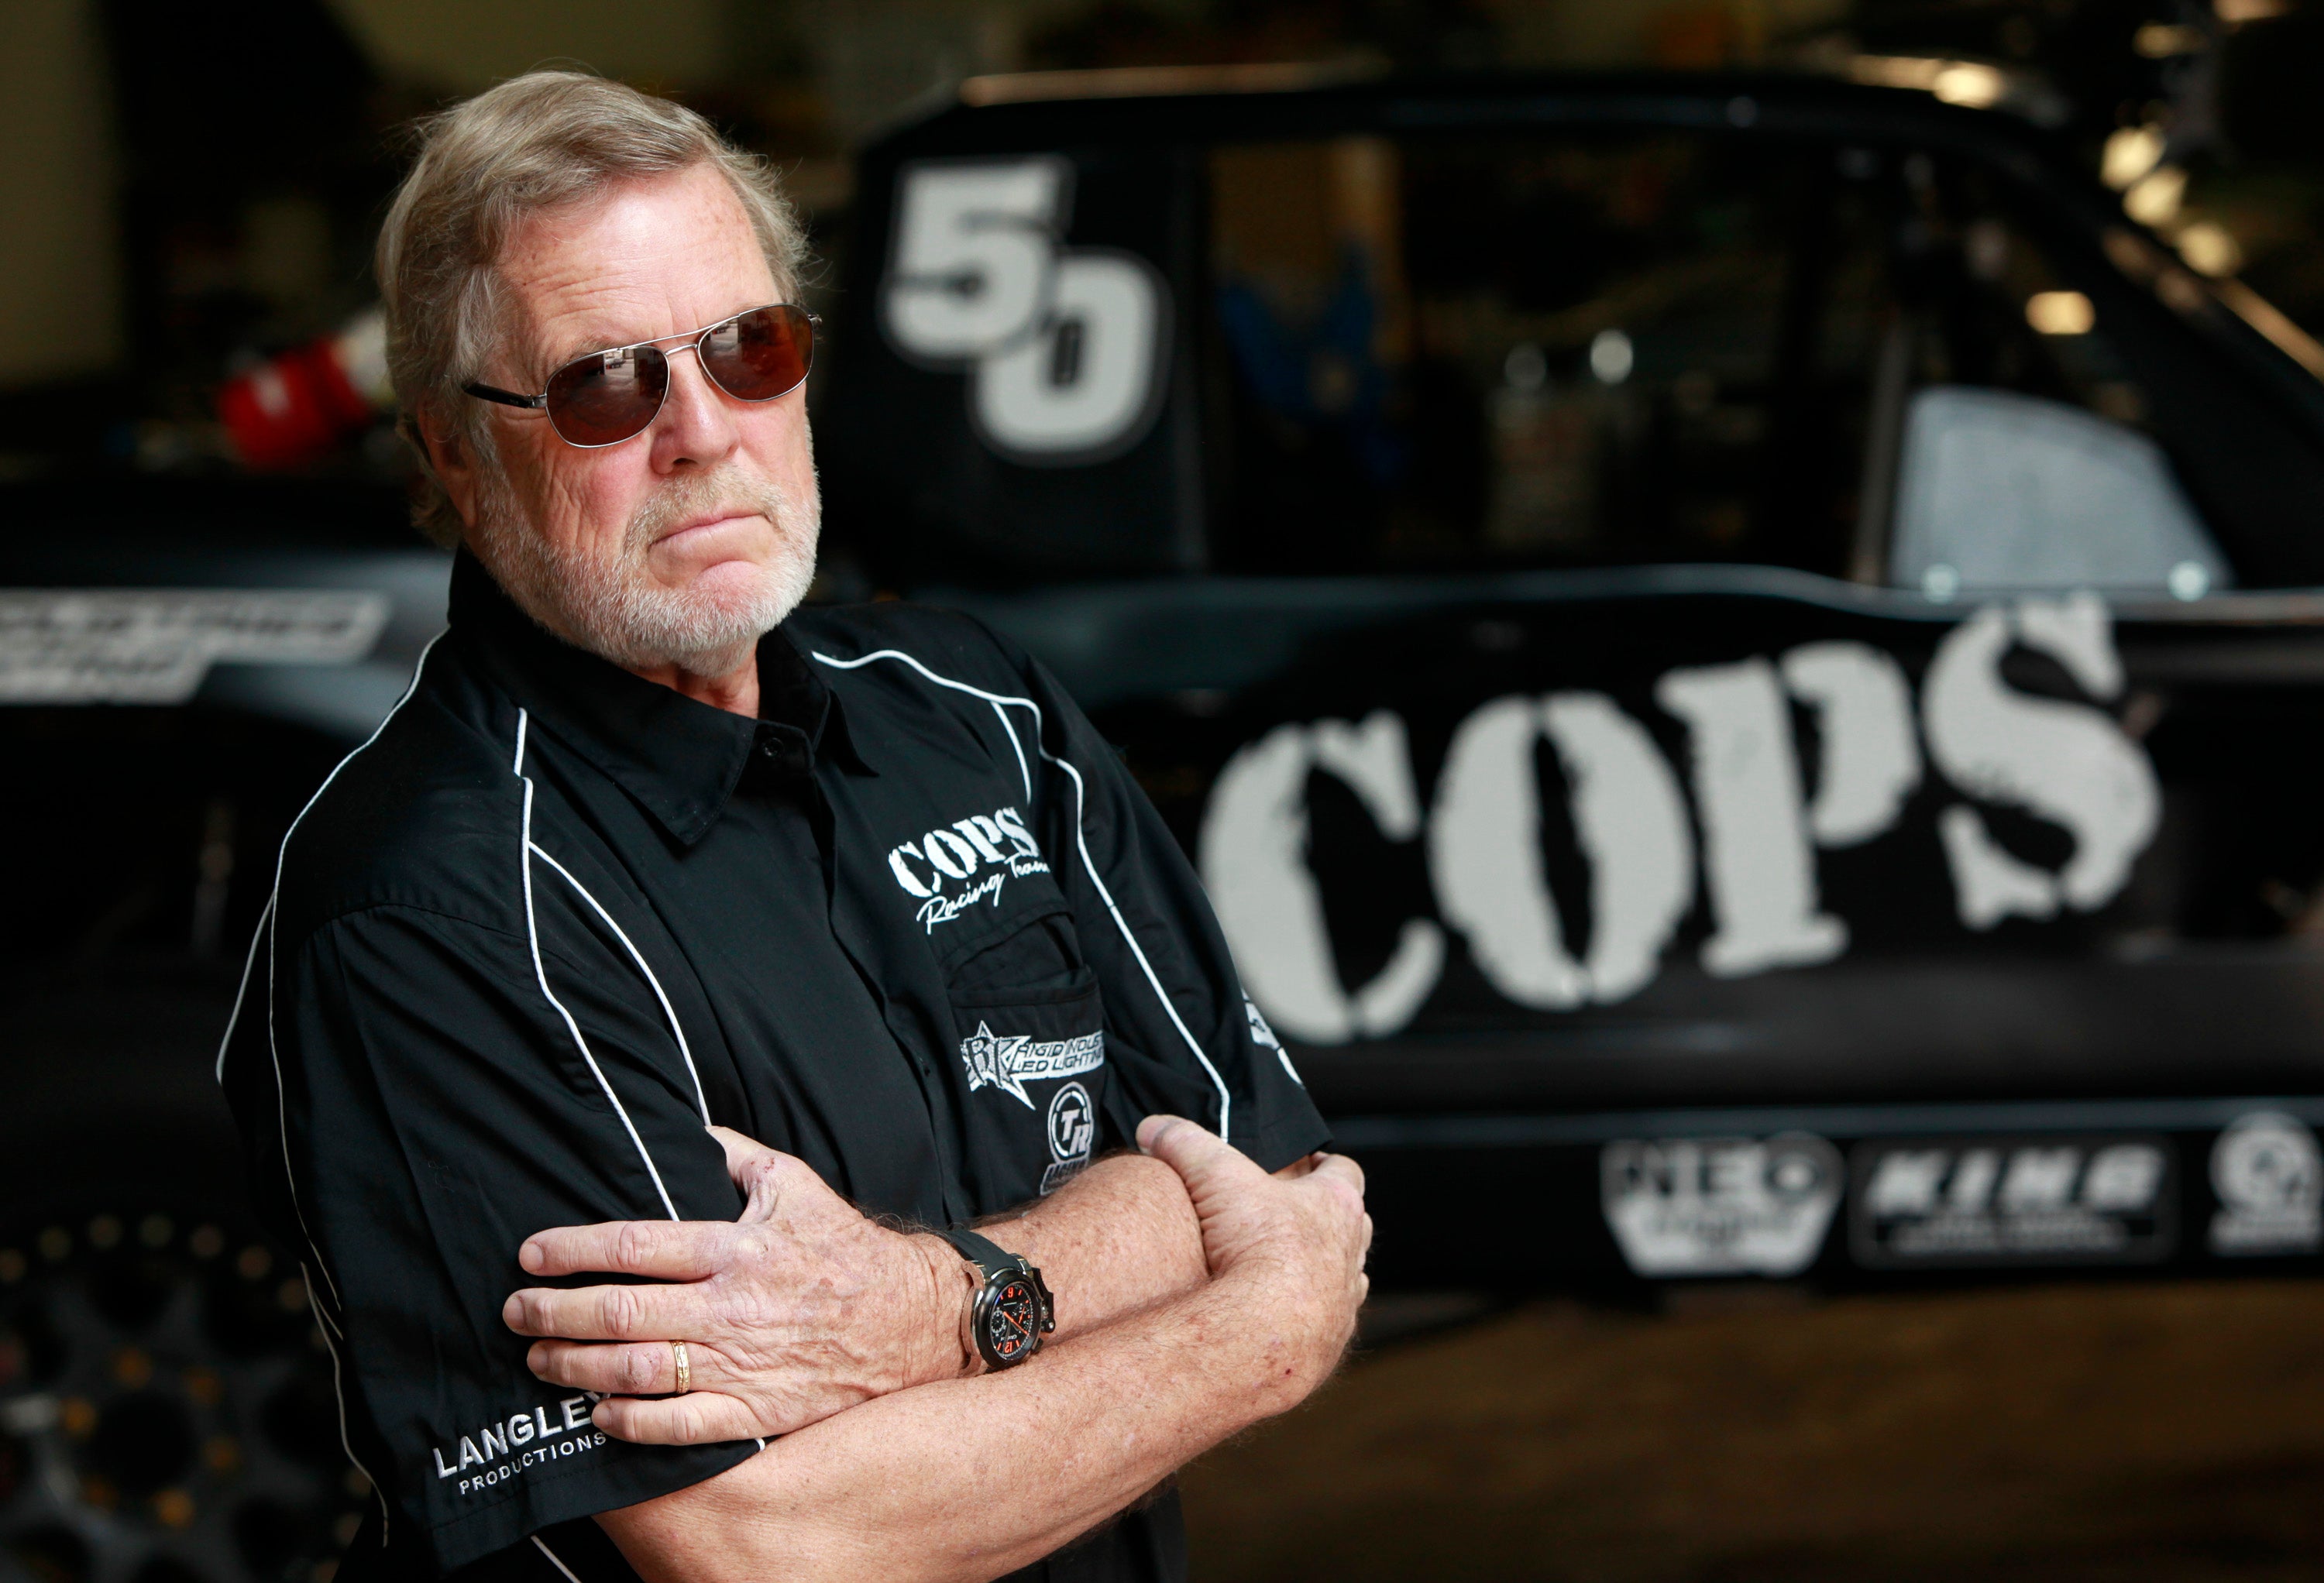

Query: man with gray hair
[218,70,1368,1583]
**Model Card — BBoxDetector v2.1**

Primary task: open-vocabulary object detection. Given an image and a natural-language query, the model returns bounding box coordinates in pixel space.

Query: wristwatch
[933,1228,1055,1371]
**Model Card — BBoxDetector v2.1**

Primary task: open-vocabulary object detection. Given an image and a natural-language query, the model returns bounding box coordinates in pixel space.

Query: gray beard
[471,457,820,674]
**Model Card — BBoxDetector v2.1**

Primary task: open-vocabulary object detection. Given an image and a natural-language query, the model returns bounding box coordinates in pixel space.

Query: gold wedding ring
[672,1340,691,1395]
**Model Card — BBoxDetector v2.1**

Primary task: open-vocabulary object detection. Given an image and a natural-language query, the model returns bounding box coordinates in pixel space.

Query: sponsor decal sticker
[0,589,390,703]
[1042,1080,1096,1194]
[1849,1136,2174,1267]
[882,158,1171,464]
[959,1020,1103,1108]
[1600,1133,1841,1277]
[432,1396,607,1497]
[2209,1112,2322,1257]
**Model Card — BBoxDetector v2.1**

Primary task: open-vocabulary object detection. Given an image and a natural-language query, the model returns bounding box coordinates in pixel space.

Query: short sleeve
[239,901,758,1574]
[998,633,1332,1171]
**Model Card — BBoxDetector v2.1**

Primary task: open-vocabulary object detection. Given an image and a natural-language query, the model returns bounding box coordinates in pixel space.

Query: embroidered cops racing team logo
[1043,1081,1096,1194]
[961,1020,1104,1107]
[887,805,1050,933]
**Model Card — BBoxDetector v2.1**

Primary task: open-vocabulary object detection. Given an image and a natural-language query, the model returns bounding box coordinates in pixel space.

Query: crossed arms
[499,1117,1370,1583]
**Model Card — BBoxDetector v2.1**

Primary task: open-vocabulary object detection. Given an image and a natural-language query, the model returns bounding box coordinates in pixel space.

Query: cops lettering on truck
[1656,658,1846,978]
[1429,692,1693,1010]
[1779,641,1921,846]
[1198,712,1443,1045]
[1923,593,2160,929]
[1198,598,2160,1044]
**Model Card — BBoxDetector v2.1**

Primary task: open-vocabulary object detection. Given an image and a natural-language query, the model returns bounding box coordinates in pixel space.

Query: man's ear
[414,407,483,531]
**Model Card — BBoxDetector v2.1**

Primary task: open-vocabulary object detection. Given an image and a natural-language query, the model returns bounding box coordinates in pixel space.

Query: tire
[0,1200,368,1583]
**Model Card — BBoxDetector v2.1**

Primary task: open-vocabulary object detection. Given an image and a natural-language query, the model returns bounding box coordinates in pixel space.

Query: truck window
[1887,386,2228,597]
[1196,131,2287,592]
[1855,156,2238,597]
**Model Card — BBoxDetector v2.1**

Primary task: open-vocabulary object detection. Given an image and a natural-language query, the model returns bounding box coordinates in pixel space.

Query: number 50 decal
[881,158,1171,465]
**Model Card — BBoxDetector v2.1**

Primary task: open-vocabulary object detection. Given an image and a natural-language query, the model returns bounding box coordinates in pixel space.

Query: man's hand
[504,1126,970,1444]
[596,1119,1370,1583]
[506,1114,1358,1454]
[1136,1116,1370,1399]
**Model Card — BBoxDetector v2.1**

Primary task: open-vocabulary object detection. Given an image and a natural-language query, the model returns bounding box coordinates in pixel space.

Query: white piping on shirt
[531,1535,586,1583]
[215,630,445,1540]
[514,708,681,1220]
[216,893,274,1087]
[809,646,1233,1141]
[301,1263,383,1535]
[527,840,710,1125]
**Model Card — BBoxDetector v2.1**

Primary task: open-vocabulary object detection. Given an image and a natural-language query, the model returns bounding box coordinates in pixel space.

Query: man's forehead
[498,166,776,371]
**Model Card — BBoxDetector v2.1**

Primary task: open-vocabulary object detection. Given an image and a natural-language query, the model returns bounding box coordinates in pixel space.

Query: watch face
[982,1276,1043,1365]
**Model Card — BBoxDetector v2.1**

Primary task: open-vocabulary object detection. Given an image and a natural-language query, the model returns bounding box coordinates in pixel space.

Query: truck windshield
[1199,129,2324,592]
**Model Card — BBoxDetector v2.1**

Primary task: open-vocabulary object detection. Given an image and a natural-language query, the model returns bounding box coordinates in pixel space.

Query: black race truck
[9,67,2324,1583]
[821,67,2324,1293]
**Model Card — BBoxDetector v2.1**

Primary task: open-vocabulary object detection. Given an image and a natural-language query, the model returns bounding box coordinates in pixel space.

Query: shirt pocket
[943,901,1111,1204]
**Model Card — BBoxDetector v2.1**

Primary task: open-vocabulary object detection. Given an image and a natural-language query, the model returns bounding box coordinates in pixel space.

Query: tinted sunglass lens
[545,345,669,445]
[700,306,813,401]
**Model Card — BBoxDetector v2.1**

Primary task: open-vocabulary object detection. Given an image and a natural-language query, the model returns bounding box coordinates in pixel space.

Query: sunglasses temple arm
[463,382,548,410]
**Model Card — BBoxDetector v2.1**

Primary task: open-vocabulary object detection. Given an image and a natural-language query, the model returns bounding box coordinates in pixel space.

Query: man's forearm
[599,1257,1331,1583]
[963,1152,1208,1342]
[509,1135,1218,1443]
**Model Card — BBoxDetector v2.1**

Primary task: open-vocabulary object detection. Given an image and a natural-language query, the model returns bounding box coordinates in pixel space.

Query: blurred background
[9,2,2324,1581]
[10,0,2324,482]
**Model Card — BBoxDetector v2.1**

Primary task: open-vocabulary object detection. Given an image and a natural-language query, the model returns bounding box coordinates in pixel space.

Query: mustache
[626,468,794,552]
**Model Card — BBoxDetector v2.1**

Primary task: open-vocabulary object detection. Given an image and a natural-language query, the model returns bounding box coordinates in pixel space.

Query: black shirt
[218,555,1327,1583]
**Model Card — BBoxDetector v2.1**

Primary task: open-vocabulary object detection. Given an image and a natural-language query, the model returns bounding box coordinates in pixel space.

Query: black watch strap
[931,1227,1017,1282]
[933,1227,1054,1371]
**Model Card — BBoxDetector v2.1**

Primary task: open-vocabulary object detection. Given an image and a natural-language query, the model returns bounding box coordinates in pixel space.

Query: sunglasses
[464,303,817,448]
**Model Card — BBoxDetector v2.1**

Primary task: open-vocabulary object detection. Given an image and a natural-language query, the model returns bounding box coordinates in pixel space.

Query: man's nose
[646,345,741,472]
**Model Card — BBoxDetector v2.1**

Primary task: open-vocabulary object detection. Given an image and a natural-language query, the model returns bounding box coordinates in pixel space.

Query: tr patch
[1043,1080,1096,1194]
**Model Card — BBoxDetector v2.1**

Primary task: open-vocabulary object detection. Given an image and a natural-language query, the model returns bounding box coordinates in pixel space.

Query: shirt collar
[448,551,871,846]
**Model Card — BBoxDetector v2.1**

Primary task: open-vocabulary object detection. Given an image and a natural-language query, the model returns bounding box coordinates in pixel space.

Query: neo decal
[1600,1133,1842,1277]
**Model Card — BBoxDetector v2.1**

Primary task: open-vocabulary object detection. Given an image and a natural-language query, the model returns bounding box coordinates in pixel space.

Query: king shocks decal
[1849,1136,2174,1266]
[1199,595,2164,1044]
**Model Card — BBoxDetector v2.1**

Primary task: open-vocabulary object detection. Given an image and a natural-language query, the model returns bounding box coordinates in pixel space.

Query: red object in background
[218,308,390,470]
